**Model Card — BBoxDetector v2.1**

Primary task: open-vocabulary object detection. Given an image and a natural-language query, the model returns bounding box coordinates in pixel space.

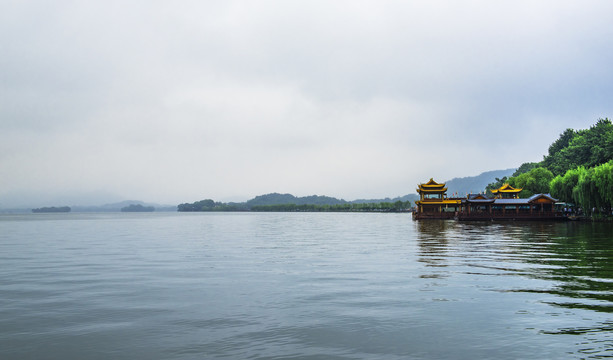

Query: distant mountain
[444,168,516,196]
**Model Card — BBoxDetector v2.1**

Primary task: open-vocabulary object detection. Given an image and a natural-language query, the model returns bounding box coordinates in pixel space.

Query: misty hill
[244,193,421,208]
[245,193,348,207]
[32,206,71,213]
[351,194,419,204]
[72,200,176,212]
[444,168,516,196]
[121,204,155,212]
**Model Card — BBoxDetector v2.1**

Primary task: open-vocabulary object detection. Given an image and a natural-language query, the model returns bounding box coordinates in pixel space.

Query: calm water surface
[1,212,612,359]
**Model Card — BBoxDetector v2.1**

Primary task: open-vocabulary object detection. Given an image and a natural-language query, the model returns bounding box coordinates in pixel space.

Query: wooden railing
[412,212,456,220]
[413,209,568,221]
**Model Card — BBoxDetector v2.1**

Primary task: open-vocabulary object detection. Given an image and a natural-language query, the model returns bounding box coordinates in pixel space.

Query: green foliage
[542,118,613,176]
[177,199,245,211]
[121,204,155,212]
[575,161,613,213]
[177,195,414,212]
[550,166,583,204]
[486,118,612,209]
[178,199,214,211]
[550,161,613,214]
[177,199,249,212]
[485,176,508,193]
[246,193,347,207]
[507,167,554,198]
[570,167,594,209]
[251,201,411,212]
[32,206,71,213]
[543,128,576,166]
[593,161,613,208]
[512,162,539,177]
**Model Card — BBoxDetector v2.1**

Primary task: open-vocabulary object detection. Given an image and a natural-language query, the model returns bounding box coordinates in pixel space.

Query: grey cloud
[1,1,612,206]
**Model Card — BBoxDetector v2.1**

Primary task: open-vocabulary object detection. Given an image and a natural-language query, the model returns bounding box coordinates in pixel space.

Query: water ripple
[1,214,613,359]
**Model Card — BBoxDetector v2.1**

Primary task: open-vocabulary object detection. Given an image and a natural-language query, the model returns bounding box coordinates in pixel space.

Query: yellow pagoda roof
[418,178,446,189]
[491,183,522,194]
[416,187,448,193]
[415,199,461,205]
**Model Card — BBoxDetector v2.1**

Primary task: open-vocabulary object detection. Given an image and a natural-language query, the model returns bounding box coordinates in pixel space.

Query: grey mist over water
[1,213,612,359]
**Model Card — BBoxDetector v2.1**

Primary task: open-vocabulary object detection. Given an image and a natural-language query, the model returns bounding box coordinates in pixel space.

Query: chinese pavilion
[413,179,461,219]
[491,184,522,199]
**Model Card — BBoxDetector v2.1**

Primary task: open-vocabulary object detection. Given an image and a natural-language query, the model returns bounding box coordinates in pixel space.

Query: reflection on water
[415,220,613,357]
[416,220,452,268]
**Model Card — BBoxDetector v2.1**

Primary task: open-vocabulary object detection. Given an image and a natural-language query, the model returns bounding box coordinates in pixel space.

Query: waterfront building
[459,192,561,220]
[413,179,461,219]
[413,180,565,221]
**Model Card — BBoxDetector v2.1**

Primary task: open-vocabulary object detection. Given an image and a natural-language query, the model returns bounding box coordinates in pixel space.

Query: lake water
[1,212,612,359]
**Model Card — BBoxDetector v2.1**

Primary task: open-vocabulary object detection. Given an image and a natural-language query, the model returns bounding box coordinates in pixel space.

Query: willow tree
[550,166,584,203]
[592,161,613,213]
[571,161,613,214]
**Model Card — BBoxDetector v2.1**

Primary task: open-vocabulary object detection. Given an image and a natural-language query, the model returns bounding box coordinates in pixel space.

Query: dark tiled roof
[493,199,529,205]
[493,194,558,205]
[465,199,495,204]
[467,194,491,200]
[527,193,558,202]
[461,193,559,205]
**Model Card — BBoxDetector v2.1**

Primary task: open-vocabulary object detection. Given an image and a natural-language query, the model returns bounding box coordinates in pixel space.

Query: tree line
[178,199,411,212]
[250,201,411,212]
[486,118,612,217]
[178,199,248,212]
[121,204,155,212]
[32,206,71,213]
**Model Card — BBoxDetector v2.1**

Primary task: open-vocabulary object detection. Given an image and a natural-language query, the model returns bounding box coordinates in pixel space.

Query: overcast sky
[1,1,612,207]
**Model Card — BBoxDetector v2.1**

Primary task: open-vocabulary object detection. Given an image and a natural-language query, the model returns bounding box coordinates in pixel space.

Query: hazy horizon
[2,1,612,208]
[0,168,515,209]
